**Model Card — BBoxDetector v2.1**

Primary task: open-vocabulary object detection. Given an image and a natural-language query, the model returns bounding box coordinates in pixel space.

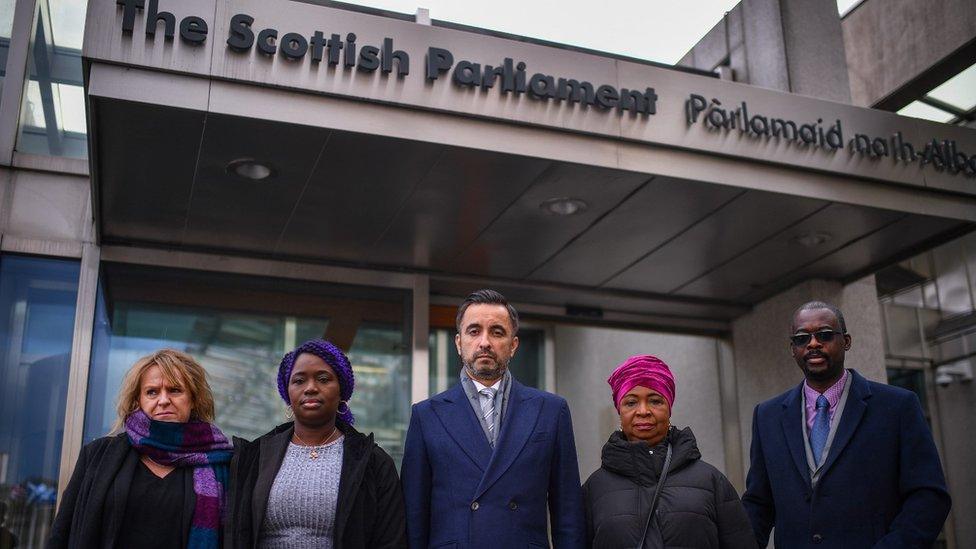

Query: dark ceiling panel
[182,114,328,253]
[276,130,444,262]
[452,163,650,279]
[676,203,905,299]
[528,176,742,286]
[738,215,971,303]
[605,190,829,293]
[430,279,743,322]
[368,148,551,269]
[95,98,203,244]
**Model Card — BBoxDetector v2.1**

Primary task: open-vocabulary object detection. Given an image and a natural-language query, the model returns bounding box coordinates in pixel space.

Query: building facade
[0,0,973,547]
[680,1,976,545]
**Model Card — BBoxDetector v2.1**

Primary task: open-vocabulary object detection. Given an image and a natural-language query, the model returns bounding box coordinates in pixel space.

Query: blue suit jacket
[401,379,585,549]
[742,369,951,548]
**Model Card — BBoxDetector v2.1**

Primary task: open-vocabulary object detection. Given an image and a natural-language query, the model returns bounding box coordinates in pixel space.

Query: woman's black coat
[47,433,196,549]
[583,427,757,549]
[224,421,407,549]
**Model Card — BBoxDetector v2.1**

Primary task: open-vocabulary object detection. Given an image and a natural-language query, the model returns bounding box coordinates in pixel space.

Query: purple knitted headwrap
[277,339,356,425]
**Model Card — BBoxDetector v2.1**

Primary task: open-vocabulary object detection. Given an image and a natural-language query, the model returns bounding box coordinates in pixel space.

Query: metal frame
[55,241,98,508]
[715,338,744,491]
[411,274,430,404]
[0,0,36,165]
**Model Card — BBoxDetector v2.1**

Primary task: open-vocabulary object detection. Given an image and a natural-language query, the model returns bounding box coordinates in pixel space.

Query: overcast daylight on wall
[0,0,974,547]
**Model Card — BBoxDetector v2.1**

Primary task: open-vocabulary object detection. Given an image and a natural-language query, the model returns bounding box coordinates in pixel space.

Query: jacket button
[812,534,823,543]
[508,501,518,510]
[470,501,479,511]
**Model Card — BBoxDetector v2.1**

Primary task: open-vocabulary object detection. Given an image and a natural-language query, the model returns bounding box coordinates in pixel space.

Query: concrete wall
[0,167,93,253]
[678,0,851,103]
[553,324,728,483]
[842,0,976,108]
[730,275,886,479]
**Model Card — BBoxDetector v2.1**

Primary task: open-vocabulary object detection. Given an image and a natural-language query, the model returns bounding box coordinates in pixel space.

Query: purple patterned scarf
[125,410,232,549]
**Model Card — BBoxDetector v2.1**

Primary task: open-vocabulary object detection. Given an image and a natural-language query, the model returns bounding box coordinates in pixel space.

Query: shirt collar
[804,368,848,408]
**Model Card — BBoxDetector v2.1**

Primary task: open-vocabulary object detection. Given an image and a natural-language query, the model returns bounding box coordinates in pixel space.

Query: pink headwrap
[608,355,676,410]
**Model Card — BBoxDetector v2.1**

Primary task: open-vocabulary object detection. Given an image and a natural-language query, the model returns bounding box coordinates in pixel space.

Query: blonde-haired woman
[48,349,232,549]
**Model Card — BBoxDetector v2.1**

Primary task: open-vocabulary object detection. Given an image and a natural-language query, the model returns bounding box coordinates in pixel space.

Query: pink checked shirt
[803,369,848,432]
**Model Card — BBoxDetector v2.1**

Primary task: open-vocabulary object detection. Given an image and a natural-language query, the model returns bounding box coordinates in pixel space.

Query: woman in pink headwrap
[582,355,756,549]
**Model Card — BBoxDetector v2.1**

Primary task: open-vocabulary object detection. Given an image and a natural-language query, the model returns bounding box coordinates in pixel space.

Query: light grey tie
[479,387,498,446]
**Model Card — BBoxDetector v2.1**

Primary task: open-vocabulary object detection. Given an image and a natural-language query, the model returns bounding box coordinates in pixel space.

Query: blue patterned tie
[810,394,830,465]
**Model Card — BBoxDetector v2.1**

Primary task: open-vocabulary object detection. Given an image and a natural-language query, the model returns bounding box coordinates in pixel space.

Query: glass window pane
[84,264,412,462]
[933,240,975,316]
[897,101,956,124]
[15,0,87,158]
[883,303,925,358]
[0,0,17,102]
[428,327,547,396]
[0,254,80,548]
[892,285,924,308]
[927,62,976,112]
[885,368,928,415]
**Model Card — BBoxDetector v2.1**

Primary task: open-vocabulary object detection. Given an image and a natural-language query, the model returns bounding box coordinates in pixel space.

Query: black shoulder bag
[636,443,673,549]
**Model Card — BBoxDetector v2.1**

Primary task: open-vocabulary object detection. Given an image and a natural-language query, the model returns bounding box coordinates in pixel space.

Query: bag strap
[636,443,673,549]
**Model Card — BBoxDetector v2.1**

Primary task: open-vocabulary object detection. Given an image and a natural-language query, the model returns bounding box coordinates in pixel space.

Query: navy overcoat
[742,369,951,548]
[401,378,585,549]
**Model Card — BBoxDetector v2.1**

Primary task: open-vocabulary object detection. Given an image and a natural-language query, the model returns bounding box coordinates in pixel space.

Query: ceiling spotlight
[540,197,588,216]
[792,231,833,248]
[226,158,275,181]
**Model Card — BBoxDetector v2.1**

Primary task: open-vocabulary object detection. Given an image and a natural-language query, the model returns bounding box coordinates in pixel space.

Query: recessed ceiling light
[792,231,833,248]
[226,158,275,181]
[540,197,588,216]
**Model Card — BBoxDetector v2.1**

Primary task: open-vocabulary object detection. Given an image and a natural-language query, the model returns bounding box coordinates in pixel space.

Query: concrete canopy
[83,0,976,333]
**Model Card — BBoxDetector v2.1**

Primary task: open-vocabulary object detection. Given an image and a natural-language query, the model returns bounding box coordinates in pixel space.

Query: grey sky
[338,1,857,65]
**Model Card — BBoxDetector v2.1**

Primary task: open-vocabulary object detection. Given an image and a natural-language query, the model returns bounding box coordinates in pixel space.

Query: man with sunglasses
[742,301,950,548]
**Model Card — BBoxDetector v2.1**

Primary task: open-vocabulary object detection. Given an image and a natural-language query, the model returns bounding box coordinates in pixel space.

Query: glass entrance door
[83,263,412,461]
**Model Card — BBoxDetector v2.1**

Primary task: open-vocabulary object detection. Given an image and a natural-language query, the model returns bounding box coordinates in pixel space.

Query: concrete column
[731,275,886,480]
[554,325,727,481]
[679,0,852,103]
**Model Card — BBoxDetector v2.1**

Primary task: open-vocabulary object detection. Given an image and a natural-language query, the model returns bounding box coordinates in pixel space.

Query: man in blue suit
[401,289,585,549]
[743,301,951,547]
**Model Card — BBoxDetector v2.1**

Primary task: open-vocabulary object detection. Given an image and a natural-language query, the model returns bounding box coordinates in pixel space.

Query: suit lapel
[779,383,811,489]
[820,371,871,477]
[431,383,492,471]
[474,380,542,500]
[251,426,292,543]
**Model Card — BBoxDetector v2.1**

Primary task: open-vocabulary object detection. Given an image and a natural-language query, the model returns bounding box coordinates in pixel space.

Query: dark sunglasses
[790,329,845,347]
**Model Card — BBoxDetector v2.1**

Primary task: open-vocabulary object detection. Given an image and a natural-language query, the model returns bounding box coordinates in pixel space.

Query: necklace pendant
[310,449,319,459]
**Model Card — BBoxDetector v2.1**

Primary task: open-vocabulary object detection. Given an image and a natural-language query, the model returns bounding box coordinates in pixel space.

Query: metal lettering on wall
[116,0,659,118]
[686,94,976,178]
[99,0,976,189]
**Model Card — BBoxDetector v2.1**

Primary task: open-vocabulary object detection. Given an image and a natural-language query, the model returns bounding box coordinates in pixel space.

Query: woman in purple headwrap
[582,355,756,549]
[224,339,406,549]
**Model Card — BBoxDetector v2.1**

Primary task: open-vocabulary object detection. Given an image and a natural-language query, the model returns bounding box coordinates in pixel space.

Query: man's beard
[462,352,509,382]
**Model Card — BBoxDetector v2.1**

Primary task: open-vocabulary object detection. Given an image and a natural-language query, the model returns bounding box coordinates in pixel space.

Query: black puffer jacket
[583,427,756,549]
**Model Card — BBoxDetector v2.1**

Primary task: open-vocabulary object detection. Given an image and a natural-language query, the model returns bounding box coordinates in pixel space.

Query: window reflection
[0,255,80,549]
[83,264,412,462]
[428,326,546,395]
[1,0,18,103]
[16,0,86,158]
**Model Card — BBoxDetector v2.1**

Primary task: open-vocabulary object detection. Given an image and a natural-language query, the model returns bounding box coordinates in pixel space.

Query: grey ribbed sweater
[259,436,344,549]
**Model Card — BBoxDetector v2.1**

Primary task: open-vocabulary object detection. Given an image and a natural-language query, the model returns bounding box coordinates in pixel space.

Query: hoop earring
[337,401,349,414]
[285,406,294,420]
